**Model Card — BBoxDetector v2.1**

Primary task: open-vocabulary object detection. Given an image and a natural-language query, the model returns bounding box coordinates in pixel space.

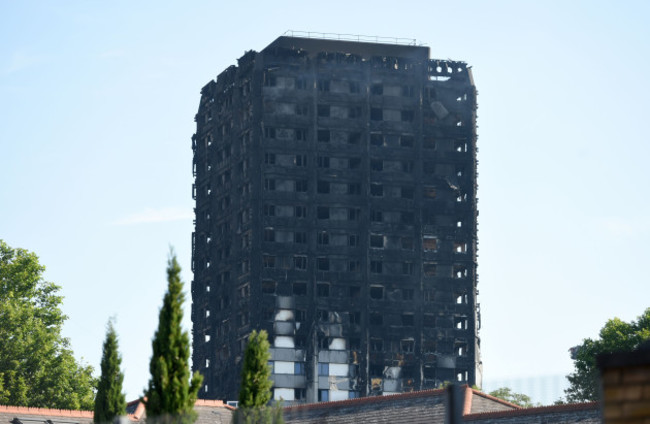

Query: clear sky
[1,0,649,404]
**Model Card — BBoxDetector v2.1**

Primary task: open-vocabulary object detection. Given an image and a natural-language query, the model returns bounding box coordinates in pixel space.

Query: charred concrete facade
[191,35,480,404]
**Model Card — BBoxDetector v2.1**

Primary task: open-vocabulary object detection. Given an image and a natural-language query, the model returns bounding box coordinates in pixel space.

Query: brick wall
[599,343,650,423]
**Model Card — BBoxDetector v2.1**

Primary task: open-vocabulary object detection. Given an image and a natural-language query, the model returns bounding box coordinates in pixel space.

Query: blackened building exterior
[191,35,480,404]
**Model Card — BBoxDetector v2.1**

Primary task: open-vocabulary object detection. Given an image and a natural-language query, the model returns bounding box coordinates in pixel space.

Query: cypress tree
[144,251,202,424]
[94,320,126,423]
[238,330,273,407]
[234,330,283,424]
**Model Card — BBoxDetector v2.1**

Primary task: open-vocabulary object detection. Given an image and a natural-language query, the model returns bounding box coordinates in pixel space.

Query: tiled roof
[0,405,94,424]
[123,399,234,423]
[284,388,447,424]
[283,386,519,424]
[463,401,601,423]
[0,400,234,424]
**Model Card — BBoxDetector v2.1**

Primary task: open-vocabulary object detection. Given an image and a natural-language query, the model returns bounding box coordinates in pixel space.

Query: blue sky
[1,0,649,403]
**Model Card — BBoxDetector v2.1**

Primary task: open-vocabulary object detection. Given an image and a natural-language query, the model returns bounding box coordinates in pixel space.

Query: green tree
[488,387,537,408]
[565,307,650,402]
[94,319,126,423]
[0,240,95,410]
[234,329,282,424]
[238,330,273,407]
[144,251,202,424]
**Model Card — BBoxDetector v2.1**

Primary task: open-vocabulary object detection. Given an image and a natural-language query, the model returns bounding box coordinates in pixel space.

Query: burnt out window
[369,362,383,377]
[348,132,362,144]
[294,256,308,270]
[348,106,362,118]
[295,205,307,218]
[317,282,330,297]
[263,228,275,242]
[264,127,276,139]
[402,85,415,97]
[348,260,360,272]
[295,309,306,322]
[369,286,384,300]
[370,338,383,351]
[294,232,307,244]
[295,179,308,192]
[402,289,414,300]
[263,255,275,268]
[370,133,383,146]
[348,208,360,221]
[317,180,330,194]
[318,79,330,92]
[349,286,361,298]
[347,183,361,195]
[370,209,383,222]
[317,257,329,271]
[295,78,307,90]
[370,260,383,274]
[370,313,383,326]
[293,282,307,295]
[317,156,330,168]
[370,234,384,248]
[401,339,415,352]
[317,231,329,245]
[317,104,330,117]
[400,135,414,147]
[370,108,383,121]
[350,337,361,350]
[401,110,414,122]
[317,206,330,220]
[317,309,329,322]
[318,130,330,143]
[262,280,276,294]
[370,184,384,197]
[423,237,438,251]
[401,212,414,224]
[295,128,307,141]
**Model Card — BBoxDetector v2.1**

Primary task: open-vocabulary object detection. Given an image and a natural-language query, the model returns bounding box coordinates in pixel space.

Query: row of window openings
[269,205,416,225]
[264,74,415,98]
[203,241,464,271]
[263,229,467,254]
[196,138,466,180]
[264,204,445,225]
[210,276,470,310]
[283,283,468,306]
[203,317,469,347]
[264,127,431,148]
[205,125,469,153]
[264,179,468,201]
[205,280,468,304]
[264,153,417,174]
[262,255,469,278]
[260,304,466,328]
